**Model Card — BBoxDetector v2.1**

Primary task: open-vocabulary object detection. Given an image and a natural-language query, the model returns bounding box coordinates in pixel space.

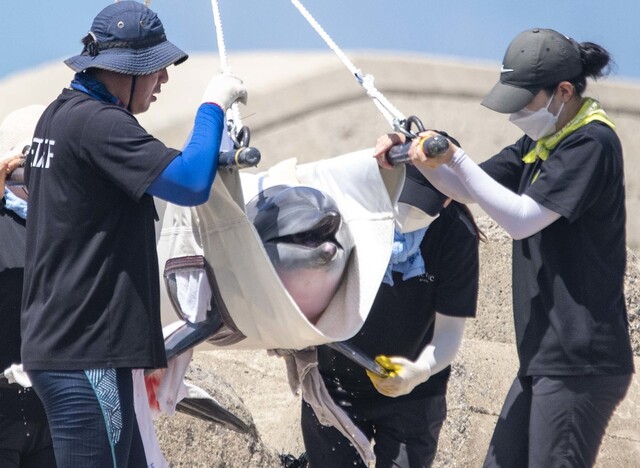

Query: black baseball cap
[481,28,582,113]
[398,165,447,217]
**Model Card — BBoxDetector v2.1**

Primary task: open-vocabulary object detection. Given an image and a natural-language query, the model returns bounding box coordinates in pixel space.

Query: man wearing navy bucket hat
[374,28,634,467]
[20,2,247,466]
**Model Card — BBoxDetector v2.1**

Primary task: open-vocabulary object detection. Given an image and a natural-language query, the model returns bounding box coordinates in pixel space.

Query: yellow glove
[366,354,431,398]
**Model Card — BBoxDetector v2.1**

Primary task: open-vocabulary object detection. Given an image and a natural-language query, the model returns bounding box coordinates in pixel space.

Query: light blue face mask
[508,90,564,141]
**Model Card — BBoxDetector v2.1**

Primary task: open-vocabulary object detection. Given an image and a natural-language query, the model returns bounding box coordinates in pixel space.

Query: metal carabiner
[393,115,424,139]
[227,121,251,149]
[234,125,251,148]
[398,115,426,139]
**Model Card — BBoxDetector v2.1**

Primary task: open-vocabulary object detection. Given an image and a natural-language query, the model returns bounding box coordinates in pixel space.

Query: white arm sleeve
[440,149,561,240]
[418,164,476,204]
[417,313,466,376]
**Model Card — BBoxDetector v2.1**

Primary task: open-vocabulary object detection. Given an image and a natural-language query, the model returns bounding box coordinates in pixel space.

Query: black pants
[483,374,632,468]
[301,393,447,468]
[0,386,56,468]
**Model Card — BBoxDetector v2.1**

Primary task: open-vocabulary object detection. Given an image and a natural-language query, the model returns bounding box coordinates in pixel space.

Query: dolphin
[245,184,354,324]
[155,184,355,430]
[161,184,355,363]
[156,184,391,431]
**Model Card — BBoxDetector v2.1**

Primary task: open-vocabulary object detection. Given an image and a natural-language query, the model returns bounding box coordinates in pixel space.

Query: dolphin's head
[246,185,354,323]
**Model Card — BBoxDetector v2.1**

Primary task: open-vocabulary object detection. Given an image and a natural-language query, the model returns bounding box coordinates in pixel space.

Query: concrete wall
[235,52,640,248]
[234,53,640,249]
[2,51,639,247]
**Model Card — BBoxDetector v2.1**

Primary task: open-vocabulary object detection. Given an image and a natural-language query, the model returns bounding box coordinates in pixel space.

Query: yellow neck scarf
[522,98,616,164]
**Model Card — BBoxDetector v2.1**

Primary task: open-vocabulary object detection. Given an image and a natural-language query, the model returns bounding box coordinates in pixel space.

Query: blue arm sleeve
[147,103,224,206]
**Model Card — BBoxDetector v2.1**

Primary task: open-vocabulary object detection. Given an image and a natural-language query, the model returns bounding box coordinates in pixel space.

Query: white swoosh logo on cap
[500,65,514,73]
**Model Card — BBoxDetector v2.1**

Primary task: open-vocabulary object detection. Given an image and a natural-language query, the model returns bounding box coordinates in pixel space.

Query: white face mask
[394,202,439,234]
[508,91,564,140]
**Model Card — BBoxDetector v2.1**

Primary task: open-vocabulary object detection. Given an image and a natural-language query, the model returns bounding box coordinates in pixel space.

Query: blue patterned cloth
[70,72,124,107]
[85,369,122,446]
[4,188,27,219]
[382,227,428,286]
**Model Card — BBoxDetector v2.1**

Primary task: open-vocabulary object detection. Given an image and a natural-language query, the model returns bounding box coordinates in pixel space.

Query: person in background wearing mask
[0,105,56,468]
[301,160,481,467]
[20,2,247,466]
[375,28,634,467]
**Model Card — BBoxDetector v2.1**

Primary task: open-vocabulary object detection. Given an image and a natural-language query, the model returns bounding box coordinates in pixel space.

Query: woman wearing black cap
[20,2,247,466]
[301,163,482,468]
[374,28,634,467]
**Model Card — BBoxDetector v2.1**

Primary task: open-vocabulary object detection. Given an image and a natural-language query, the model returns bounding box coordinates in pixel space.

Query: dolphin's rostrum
[246,185,354,324]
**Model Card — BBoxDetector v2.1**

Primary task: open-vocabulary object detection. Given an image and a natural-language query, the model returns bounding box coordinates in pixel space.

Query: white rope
[290,0,359,77]
[210,0,230,72]
[289,0,407,131]
[210,0,244,137]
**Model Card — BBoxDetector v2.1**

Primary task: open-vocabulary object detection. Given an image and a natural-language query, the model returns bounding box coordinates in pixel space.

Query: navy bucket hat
[65,1,188,75]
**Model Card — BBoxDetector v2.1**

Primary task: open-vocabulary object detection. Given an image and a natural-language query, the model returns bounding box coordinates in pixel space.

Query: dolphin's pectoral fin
[176,396,254,435]
[326,341,389,377]
[164,313,223,362]
[178,361,260,437]
[163,255,246,358]
[160,254,254,432]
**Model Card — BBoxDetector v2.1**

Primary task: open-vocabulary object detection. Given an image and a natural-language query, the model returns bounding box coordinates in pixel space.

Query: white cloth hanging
[133,369,170,468]
[274,348,376,466]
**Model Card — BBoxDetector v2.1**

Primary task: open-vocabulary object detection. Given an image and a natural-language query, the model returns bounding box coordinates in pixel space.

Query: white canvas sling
[156,149,404,350]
